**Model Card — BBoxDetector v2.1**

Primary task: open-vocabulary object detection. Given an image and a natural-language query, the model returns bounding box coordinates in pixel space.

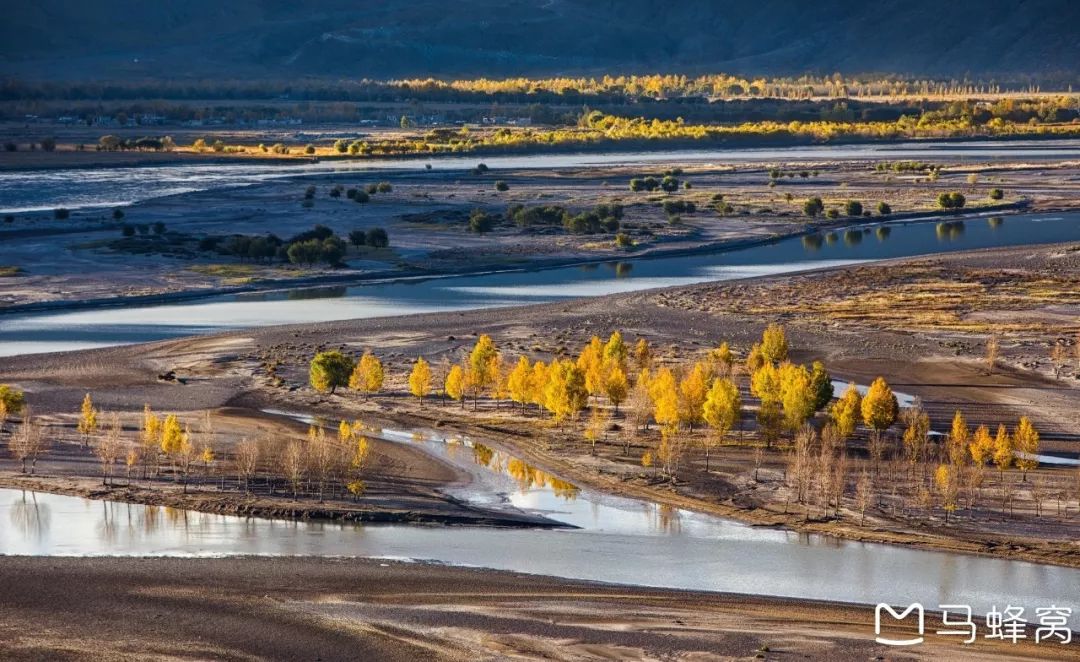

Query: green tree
[309,351,354,394]
[844,200,863,216]
[803,197,824,217]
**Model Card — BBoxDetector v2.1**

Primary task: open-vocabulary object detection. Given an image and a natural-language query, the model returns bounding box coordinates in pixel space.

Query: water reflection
[988,216,1004,229]
[286,286,348,300]
[936,220,966,241]
[10,490,51,541]
[5,214,1080,358]
[472,443,580,501]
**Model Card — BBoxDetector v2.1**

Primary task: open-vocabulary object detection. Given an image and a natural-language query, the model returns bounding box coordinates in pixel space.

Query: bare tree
[281,439,307,498]
[985,334,999,375]
[95,412,123,486]
[235,437,260,492]
[855,470,873,526]
[10,410,47,474]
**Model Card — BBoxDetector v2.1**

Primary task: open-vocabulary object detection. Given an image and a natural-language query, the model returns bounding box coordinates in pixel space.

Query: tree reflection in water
[472,443,580,501]
[10,490,51,541]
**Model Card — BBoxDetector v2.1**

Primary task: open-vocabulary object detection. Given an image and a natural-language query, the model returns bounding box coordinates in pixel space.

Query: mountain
[2,0,1077,81]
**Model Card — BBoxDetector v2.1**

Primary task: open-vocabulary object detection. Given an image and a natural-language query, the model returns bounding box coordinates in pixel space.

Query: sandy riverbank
[0,556,1071,661]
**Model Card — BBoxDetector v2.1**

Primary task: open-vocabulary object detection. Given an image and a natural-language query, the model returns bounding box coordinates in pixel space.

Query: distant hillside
[2,0,1078,82]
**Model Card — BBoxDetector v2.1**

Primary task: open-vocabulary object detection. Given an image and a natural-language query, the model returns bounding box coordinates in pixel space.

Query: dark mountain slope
[2,0,1077,80]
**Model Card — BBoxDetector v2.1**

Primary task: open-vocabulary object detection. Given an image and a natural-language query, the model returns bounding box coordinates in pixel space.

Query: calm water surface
[3,422,1078,612]
[2,212,1077,356]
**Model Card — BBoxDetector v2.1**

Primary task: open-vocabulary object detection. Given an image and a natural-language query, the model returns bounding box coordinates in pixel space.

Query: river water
[2,139,1080,213]
[3,422,1078,613]
[2,211,1079,357]
[2,145,1079,613]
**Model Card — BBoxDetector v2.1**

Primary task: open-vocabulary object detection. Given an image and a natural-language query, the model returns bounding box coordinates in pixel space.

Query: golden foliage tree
[1012,416,1039,480]
[77,392,99,447]
[633,338,653,372]
[702,377,741,470]
[969,424,994,465]
[778,362,815,431]
[445,364,466,408]
[543,359,588,424]
[507,356,533,413]
[349,350,385,397]
[678,362,710,430]
[760,323,789,364]
[860,377,898,433]
[469,334,499,392]
[603,362,629,413]
[830,383,862,438]
[408,356,432,406]
[934,464,960,522]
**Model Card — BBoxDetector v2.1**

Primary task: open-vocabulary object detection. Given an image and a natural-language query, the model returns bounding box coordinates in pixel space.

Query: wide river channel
[1,145,1078,614]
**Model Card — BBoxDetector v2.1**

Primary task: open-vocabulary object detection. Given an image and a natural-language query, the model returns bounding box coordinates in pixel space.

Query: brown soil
[0,556,1071,661]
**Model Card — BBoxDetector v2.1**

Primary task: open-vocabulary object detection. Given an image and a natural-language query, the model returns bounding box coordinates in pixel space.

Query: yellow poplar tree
[408,356,432,406]
[678,362,709,430]
[633,338,653,371]
[160,414,184,459]
[947,410,970,467]
[577,336,605,401]
[528,360,549,413]
[445,364,466,408]
[934,464,959,522]
[745,342,765,374]
[760,323,789,364]
[507,356,532,413]
[969,424,994,465]
[544,359,587,424]
[779,362,815,431]
[708,341,734,376]
[861,377,898,433]
[349,350,384,397]
[603,362,629,413]
[651,372,680,435]
[1012,416,1039,480]
[750,362,780,403]
[702,377,741,470]
[829,383,861,438]
[77,392,99,447]
[469,334,499,393]
[603,331,627,366]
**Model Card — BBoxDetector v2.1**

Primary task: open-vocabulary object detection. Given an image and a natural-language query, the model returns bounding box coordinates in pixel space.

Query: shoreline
[2,133,1079,173]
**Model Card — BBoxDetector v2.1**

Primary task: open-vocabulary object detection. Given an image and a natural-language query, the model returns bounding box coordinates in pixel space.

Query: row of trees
[303,324,1063,525]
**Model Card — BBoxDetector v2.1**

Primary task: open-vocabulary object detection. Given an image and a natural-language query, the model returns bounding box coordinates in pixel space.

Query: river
[2,139,1080,213]
[2,144,1078,615]
[2,211,1079,357]
[3,420,1077,613]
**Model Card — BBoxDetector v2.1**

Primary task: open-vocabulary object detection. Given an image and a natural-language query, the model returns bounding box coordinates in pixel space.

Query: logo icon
[875,603,925,646]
